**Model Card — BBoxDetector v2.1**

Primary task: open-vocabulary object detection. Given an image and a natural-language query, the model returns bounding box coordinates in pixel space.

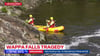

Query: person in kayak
[49,17,55,28]
[27,14,35,25]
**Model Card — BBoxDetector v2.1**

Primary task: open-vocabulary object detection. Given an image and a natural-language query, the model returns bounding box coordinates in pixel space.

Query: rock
[24,4,30,9]
[39,32,45,41]
[0,6,3,10]
[14,9,22,15]
[0,0,45,55]
[7,9,11,15]
[0,14,45,55]
[23,0,40,9]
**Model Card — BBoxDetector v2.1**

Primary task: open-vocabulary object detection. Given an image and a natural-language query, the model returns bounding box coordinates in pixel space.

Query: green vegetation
[4,0,14,2]
[1,7,8,13]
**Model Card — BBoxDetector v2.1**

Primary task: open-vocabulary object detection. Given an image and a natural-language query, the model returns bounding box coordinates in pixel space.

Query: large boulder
[0,14,41,55]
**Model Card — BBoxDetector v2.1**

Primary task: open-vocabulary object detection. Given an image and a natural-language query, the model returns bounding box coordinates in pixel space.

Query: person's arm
[28,19,32,23]
[50,21,54,25]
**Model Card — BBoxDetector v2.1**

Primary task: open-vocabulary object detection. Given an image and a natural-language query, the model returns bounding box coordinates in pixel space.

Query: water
[20,0,100,56]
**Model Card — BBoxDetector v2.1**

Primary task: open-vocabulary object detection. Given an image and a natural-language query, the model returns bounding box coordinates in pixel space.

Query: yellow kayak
[34,25,64,32]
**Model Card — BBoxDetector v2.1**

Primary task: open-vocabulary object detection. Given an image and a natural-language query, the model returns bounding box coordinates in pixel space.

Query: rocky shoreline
[0,0,45,55]
[0,14,45,55]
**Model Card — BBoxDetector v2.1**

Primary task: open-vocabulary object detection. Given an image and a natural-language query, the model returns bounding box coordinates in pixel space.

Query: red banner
[5,2,22,6]
[29,50,43,54]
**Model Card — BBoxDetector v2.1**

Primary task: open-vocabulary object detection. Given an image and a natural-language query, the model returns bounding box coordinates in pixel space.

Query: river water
[20,0,100,56]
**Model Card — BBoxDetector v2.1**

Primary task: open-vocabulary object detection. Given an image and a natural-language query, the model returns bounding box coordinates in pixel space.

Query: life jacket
[50,20,55,28]
[29,17,34,24]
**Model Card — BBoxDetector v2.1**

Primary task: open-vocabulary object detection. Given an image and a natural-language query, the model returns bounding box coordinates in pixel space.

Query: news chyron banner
[5,44,89,54]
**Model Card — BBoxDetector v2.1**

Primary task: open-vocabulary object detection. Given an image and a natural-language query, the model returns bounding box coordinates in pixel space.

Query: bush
[1,7,8,13]
[4,0,14,2]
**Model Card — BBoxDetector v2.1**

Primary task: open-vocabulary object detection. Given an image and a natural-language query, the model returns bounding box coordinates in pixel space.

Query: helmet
[50,17,53,20]
[29,14,33,17]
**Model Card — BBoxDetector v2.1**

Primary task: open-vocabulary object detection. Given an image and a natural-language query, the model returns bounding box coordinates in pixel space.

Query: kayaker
[49,17,55,28]
[27,14,35,25]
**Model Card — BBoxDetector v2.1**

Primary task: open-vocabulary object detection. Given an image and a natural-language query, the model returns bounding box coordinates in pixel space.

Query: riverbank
[0,0,45,55]
[0,0,41,16]
[0,14,45,55]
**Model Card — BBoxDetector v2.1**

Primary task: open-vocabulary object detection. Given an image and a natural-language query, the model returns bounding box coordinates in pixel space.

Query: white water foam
[42,29,100,56]
[65,29,100,49]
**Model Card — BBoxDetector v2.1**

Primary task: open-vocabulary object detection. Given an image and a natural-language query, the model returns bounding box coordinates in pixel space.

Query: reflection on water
[46,32,64,36]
